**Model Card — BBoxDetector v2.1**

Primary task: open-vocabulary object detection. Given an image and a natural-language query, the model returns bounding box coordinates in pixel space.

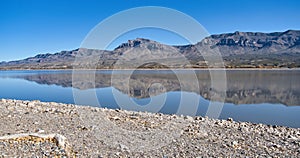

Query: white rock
[35,129,45,133]
[231,141,238,147]
[119,143,130,152]
[27,102,35,107]
[111,116,120,120]
[184,116,194,121]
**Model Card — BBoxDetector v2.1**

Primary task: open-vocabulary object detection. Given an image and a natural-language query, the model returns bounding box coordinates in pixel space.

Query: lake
[0,69,299,128]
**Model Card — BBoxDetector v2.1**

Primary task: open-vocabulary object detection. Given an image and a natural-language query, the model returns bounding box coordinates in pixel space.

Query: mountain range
[1,30,299,69]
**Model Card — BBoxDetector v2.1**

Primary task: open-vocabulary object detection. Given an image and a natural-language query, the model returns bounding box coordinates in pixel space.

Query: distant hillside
[1,30,299,69]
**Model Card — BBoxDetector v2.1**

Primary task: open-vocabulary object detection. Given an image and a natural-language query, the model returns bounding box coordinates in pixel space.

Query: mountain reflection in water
[9,70,300,106]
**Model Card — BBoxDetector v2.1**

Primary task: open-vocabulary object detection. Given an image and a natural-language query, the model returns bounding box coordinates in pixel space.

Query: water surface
[0,70,299,128]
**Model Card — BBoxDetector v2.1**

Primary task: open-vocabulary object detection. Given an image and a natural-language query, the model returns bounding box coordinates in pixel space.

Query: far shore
[0,67,300,71]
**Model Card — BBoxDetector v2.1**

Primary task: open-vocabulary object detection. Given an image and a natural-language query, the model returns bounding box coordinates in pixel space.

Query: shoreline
[0,99,299,157]
[0,68,300,71]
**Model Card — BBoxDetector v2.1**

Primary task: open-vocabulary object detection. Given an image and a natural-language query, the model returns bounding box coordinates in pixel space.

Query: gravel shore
[0,99,299,157]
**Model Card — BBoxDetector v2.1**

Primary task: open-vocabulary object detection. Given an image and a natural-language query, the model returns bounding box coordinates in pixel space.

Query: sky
[0,0,300,61]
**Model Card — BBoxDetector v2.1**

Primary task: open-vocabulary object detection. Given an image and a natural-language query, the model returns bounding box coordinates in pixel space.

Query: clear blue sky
[1,0,299,61]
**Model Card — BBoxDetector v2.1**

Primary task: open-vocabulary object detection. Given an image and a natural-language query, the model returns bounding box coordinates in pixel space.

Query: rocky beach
[0,99,299,157]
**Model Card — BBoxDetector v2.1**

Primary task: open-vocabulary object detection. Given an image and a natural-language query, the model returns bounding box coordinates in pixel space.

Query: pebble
[194,116,203,121]
[118,144,130,152]
[231,141,238,147]
[196,132,208,138]
[110,116,121,120]
[129,116,138,120]
[35,129,45,133]
[227,118,233,122]
[184,116,194,121]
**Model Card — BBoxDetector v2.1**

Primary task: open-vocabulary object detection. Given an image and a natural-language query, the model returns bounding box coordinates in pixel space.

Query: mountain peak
[282,30,300,36]
[114,38,163,51]
[131,38,152,43]
[127,38,151,47]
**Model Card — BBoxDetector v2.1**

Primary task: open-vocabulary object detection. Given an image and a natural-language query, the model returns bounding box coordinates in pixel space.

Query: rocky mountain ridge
[1,30,299,69]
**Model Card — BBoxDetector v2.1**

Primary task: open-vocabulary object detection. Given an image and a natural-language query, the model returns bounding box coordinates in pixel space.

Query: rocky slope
[0,99,299,157]
[200,30,300,55]
[0,30,299,69]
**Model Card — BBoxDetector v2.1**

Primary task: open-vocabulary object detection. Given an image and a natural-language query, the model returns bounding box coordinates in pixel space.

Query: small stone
[231,141,238,147]
[194,116,203,121]
[227,118,233,122]
[184,116,194,121]
[35,129,45,133]
[54,109,61,113]
[32,100,40,103]
[196,132,208,138]
[170,115,178,119]
[111,116,120,120]
[91,108,99,112]
[239,122,247,127]
[27,102,35,106]
[77,125,88,130]
[271,144,281,148]
[287,135,297,140]
[129,116,138,120]
[119,144,130,152]
[215,120,224,126]
[6,99,13,103]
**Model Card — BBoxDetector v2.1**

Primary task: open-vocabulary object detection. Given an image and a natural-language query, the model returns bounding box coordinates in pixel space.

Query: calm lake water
[0,70,299,128]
